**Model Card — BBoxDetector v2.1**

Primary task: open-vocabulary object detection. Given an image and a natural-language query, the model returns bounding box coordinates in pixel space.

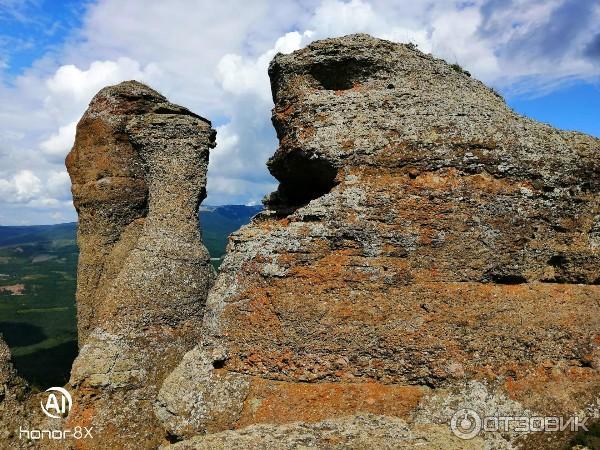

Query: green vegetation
[0,223,78,390]
[200,205,262,269]
[450,62,471,77]
[0,205,261,389]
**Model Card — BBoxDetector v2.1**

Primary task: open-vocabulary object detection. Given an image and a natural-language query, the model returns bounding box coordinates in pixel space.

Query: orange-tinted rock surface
[63,80,216,448]
[0,34,597,450]
[158,35,599,449]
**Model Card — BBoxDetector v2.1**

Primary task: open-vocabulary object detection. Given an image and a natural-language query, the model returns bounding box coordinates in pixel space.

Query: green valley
[0,205,261,389]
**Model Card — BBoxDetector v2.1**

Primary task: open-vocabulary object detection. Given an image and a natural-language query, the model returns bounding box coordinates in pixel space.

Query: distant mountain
[0,223,77,247]
[199,205,263,261]
[0,204,262,260]
[0,205,261,388]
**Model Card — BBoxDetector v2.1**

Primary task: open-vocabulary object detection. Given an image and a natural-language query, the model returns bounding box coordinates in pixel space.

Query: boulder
[0,335,30,444]
[165,413,484,450]
[157,35,599,449]
[64,80,216,448]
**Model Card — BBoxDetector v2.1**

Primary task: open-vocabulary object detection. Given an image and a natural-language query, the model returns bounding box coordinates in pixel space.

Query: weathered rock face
[158,35,599,449]
[0,336,15,395]
[64,81,216,448]
[67,80,215,345]
[0,336,31,444]
[167,413,484,450]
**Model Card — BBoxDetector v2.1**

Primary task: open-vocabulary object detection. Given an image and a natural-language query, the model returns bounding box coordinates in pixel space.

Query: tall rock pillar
[65,80,216,448]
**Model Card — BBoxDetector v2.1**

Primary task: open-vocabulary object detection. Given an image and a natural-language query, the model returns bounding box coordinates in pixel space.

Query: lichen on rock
[64,80,216,448]
[0,335,32,444]
[165,413,484,450]
[0,34,597,450]
[157,34,600,449]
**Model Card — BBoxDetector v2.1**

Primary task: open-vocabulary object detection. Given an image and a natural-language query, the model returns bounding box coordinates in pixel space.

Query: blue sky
[0,0,599,225]
[508,82,600,138]
[0,1,86,76]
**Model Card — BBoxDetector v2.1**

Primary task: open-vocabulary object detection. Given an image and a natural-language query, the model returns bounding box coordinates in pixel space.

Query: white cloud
[51,211,66,221]
[46,57,159,103]
[0,56,161,223]
[40,58,161,157]
[0,0,599,224]
[40,121,77,159]
[429,7,500,79]
[311,0,377,34]
[217,31,313,101]
[15,170,42,201]
[214,0,436,103]
[46,170,71,199]
[0,170,71,207]
[27,197,61,207]
[309,0,432,52]
[0,170,42,202]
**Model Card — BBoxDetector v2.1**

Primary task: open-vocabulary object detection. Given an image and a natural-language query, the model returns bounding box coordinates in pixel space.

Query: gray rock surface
[64,80,216,449]
[0,34,597,450]
[157,34,599,449]
[165,413,484,449]
[0,335,31,445]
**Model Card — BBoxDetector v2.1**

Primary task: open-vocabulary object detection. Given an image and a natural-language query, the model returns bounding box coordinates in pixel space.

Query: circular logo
[40,387,72,419]
[450,408,482,440]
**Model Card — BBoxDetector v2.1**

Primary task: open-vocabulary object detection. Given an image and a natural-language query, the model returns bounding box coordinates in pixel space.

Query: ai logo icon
[40,387,72,419]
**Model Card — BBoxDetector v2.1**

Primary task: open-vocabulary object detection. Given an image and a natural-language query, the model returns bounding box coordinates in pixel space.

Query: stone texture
[158,34,599,449]
[0,335,15,396]
[63,80,216,448]
[66,80,215,345]
[0,335,32,445]
[165,413,485,449]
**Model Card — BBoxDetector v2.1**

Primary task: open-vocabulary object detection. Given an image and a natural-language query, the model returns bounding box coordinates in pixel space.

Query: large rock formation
[167,413,484,450]
[63,81,216,448]
[0,34,596,450]
[67,80,215,345]
[158,34,599,449]
[0,336,17,400]
[0,336,30,443]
